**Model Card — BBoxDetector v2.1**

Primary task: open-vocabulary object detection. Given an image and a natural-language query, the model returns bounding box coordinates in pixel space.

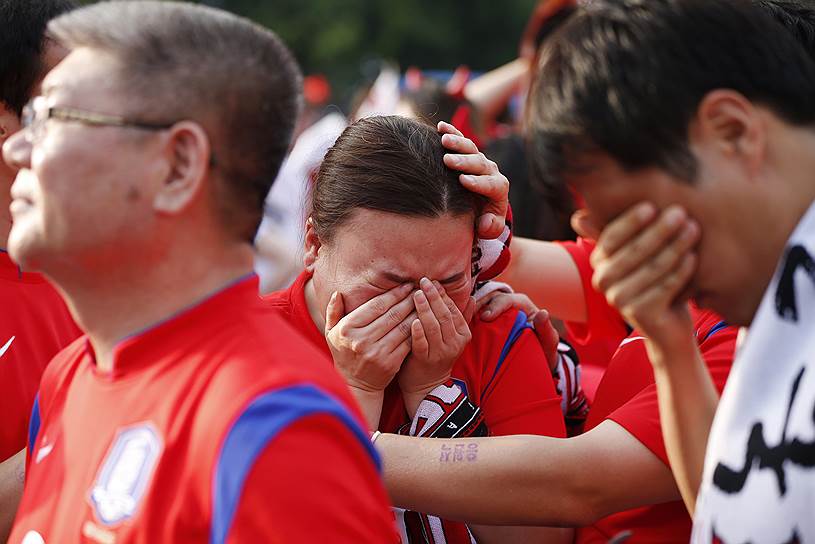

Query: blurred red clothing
[0,250,79,461]
[577,306,735,543]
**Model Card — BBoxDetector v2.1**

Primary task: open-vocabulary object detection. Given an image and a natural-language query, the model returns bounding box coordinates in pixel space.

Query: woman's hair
[310,115,484,242]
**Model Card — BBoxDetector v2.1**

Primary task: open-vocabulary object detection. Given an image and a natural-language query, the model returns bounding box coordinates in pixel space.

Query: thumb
[325,291,345,333]
[532,309,560,371]
[477,212,505,240]
[463,296,476,323]
[570,209,600,241]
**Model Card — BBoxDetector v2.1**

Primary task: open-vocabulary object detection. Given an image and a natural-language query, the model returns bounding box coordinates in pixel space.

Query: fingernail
[664,206,686,227]
[637,202,656,221]
[420,277,433,291]
[414,290,426,303]
[481,310,492,318]
[460,174,474,183]
[684,220,700,238]
[446,154,461,166]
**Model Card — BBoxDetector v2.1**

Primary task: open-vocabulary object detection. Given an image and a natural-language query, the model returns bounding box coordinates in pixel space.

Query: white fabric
[472,280,513,302]
[693,202,815,543]
[254,112,347,292]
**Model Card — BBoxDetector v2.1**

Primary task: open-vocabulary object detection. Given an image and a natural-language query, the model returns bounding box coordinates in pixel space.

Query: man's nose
[3,130,32,173]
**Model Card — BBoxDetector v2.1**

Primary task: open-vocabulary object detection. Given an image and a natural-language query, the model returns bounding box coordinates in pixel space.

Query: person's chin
[8,230,46,272]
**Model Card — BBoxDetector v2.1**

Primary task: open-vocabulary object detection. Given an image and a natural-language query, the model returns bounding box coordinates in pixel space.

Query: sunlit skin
[4,46,249,370]
[6,48,171,275]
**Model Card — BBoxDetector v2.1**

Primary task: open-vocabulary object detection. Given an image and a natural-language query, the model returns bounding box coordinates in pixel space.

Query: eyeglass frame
[21,96,174,143]
[20,96,218,167]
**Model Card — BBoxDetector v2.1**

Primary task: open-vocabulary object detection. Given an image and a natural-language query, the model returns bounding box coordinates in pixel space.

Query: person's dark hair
[402,79,469,129]
[528,0,815,187]
[0,0,77,115]
[533,4,577,52]
[310,115,484,243]
[48,1,302,242]
[755,0,815,58]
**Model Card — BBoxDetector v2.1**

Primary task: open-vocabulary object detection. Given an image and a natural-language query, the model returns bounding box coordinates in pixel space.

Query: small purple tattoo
[439,443,478,463]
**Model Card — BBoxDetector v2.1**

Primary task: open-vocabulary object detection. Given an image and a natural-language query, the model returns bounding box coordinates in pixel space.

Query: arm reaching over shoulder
[495,237,586,322]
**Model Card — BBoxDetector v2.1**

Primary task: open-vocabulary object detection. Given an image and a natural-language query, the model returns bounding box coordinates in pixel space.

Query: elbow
[554,476,614,528]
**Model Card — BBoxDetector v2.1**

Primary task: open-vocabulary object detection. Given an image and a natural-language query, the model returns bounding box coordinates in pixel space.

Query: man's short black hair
[0,0,77,115]
[528,0,815,187]
[756,0,815,57]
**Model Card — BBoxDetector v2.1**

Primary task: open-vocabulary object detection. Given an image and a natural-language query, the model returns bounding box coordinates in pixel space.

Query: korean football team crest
[89,424,163,525]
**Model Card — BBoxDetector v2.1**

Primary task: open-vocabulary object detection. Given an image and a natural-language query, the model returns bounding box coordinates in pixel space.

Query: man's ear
[692,89,766,178]
[153,121,211,215]
[303,217,322,273]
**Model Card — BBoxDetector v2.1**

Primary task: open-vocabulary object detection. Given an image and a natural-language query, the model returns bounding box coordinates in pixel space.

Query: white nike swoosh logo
[35,443,53,464]
[0,336,15,359]
[619,336,646,348]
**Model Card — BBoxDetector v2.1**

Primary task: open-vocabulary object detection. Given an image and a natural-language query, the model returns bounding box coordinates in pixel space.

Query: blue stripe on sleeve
[702,320,729,342]
[209,384,379,544]
[481,310,530,403]
[28,394,41,457]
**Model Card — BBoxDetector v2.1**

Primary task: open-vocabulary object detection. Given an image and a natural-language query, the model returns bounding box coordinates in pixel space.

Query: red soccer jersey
[576,306,736,543]
[558,238,632,400]
[10,275,397,544]
[266,271,566,544]
[0,250,80,462]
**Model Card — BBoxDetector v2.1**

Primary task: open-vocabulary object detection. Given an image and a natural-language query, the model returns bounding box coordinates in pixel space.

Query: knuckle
[398,320,413,337]
[370,298,388,315]
[386,308,402,324]
[349,339,365,353]
[593,270,611,292]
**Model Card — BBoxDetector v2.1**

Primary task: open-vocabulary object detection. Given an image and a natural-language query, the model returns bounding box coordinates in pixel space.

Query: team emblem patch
[90,424,163,526]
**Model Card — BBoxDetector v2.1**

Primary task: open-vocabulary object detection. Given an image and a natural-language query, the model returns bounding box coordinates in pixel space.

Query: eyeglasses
[21,96,173,143]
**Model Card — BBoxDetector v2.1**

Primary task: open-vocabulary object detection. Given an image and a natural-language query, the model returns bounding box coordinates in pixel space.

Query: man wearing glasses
[3,2,396,542]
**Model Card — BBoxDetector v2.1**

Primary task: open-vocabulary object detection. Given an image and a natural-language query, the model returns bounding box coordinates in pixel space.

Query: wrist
[399,373,452,397]
[400,375,451,418]
[645,331,699,373]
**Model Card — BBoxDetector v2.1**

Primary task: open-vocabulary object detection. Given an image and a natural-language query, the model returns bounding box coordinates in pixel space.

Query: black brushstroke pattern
[775,245,815,322]
[711,528,800,544]
[713,367,815,496]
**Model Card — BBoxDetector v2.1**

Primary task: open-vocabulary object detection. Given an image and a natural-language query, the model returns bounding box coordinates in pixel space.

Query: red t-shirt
[0,250,80,461]
[558,238,632,401]
[576,306,736,543]
[266,271,566,543]
[559,238,631,366]
[11,276,397,544]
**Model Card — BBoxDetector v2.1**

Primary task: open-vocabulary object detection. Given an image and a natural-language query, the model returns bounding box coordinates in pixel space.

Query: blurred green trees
[78,0,536,104]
